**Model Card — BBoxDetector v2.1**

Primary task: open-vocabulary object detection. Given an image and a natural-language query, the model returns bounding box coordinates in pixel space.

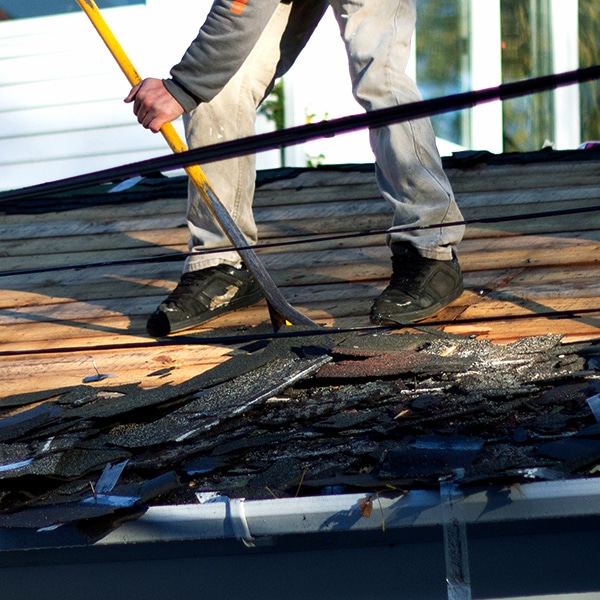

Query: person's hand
[124,78,184,133]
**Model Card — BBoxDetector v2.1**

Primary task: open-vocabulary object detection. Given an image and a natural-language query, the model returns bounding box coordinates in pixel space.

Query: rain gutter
[2,477,600,599]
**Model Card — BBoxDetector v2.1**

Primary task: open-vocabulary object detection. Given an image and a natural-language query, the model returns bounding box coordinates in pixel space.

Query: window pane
[579,0,600,141]
[501,0,554,152]
[416,0,469,147]
[0,1,144,20]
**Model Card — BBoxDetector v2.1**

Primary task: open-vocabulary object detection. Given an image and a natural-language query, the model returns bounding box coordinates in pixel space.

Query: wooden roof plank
[2,152,600,401]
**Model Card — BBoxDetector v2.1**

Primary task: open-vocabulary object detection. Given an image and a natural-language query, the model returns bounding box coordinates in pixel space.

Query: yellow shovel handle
[75,0,216,213]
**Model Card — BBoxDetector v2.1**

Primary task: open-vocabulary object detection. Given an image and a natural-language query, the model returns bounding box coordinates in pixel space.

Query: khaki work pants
[183,0,464,273]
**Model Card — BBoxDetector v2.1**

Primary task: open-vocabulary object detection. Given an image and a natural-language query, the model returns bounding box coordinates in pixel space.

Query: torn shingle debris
[1,329,599,538]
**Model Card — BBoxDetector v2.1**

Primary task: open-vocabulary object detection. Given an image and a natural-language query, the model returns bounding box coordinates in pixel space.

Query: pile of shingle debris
[2,327,600,536]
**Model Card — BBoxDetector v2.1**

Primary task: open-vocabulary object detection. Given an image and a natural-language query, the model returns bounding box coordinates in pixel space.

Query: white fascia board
[96,477,600,546]
[2,478,600,600]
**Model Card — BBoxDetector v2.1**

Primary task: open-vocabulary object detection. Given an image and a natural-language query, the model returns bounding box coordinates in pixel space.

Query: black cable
[1,65,599,203]
[2,307,600,357]
[2,201,600,278]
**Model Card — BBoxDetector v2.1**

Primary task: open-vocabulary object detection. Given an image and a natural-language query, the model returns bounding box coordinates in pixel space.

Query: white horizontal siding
[0,1,363,193]
[0,96,133,136]
[1,123,157,164]
[0,3,204,191]
[2,150,168,191]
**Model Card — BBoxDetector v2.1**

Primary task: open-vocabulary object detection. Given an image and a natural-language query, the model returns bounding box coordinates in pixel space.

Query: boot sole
[147,288,264,336]
[369,283,464,326]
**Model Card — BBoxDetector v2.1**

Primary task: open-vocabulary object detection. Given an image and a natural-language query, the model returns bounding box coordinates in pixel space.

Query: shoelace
[163,270,215,309]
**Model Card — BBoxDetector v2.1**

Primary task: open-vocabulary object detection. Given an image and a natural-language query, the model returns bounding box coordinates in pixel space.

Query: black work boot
[146,264,263,337]
[370,243,464,325]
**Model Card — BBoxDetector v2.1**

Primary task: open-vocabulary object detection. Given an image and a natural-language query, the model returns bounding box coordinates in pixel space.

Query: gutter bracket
[229,498,256,548]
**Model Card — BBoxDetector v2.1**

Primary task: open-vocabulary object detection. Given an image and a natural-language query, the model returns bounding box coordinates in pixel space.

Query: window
[579,0,600,141]
[0,1,144,20]
[416,0,471,147]
[501,0,555,152]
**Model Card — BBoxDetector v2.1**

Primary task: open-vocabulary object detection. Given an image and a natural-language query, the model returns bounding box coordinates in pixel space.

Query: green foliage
[259,80,285,131]
[306,153,325,168]
[416,0,465,145]
[258,80,286,165]
[579,0,600,140]
[501,0,554,152]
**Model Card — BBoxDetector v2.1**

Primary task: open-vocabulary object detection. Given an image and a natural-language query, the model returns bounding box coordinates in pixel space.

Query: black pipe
[1,65,600,202]
[2,202,600,278]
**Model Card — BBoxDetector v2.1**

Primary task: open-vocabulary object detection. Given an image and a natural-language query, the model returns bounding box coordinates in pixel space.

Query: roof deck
[3,149,600,599]
[2,148,600,398]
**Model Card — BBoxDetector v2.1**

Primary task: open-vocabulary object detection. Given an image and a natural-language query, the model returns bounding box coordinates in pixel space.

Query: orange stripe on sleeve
[230,0,248,14]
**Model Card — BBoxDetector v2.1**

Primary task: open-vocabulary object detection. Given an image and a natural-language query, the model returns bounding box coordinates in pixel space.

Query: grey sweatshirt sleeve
[164,0,282,112]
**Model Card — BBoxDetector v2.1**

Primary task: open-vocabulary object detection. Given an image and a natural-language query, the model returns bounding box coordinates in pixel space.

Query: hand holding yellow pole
[75,0,214,208]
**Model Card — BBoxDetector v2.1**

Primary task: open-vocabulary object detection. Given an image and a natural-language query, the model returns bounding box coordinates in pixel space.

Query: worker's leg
[147,0,327,336]
[329,0,465,323]
[184,0,328,272]
[183,2,293,272]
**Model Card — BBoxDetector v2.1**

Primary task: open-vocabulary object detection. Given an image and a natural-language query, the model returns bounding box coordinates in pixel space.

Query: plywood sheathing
[1,150,600,397]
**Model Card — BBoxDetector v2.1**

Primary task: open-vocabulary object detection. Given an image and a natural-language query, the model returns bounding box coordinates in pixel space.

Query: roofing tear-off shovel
[75,0,317,331]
